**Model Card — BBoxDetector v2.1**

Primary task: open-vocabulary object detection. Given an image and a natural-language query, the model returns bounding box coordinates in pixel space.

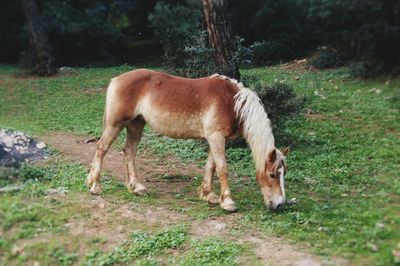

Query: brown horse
[87,69,289,212]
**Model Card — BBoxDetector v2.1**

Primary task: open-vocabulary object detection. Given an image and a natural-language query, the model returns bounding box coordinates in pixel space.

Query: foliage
[1,1,399,76]
[309,47,347,69]
[179,237,241,265]
[18,163,46,180]
[86,225,187,265]
[231,0,317,63]
[175,31,218,78]
[241,76,309,126]
[148,1,202,70]
[307,0,400,76]
[3,0,159,67]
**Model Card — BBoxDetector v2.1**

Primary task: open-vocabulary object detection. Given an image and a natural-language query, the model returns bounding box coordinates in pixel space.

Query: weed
[84,225,187,265]
[179,237,242,266]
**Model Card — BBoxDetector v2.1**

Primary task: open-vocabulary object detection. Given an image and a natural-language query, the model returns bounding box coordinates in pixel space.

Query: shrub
[148,2,202,70]
[308,0,400,77]
[149,3,252,78]
[18,164,45,180]
[249,40,295,66]
[310,47,346,69]
[175,31,218,78]
[241,76,309,126]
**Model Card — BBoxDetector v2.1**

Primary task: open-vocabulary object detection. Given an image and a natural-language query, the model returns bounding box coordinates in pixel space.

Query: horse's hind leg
[199,151,219,204]
[87,124,123,194]
[206,132,237,212]
[124,118,147,195]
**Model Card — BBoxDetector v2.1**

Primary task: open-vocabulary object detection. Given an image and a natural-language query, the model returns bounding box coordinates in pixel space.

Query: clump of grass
[48,247,78,266]
[179,237,242,266]
[85,225,187,265]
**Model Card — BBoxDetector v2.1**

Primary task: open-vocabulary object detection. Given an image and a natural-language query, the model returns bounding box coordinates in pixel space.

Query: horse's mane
[211,74,276,173]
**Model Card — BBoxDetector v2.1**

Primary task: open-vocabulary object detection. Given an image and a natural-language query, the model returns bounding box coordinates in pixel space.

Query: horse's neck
[233,85,275,173]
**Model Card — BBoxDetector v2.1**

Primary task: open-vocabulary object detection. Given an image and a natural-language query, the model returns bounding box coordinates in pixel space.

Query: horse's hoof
[134,183,147,196]
[128,182,147,196]
[221,198,237,212]
[206,192,219,205]
[86,175,94,187]
[89,183,103,195]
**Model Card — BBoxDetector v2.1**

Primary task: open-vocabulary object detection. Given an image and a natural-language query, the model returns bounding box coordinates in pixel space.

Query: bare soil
[38,132,347,266]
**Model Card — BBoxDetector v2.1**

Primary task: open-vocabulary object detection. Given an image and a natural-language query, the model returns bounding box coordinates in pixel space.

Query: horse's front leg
[199,151,219,204]
[207,132,237,212]
[124,118,147,195]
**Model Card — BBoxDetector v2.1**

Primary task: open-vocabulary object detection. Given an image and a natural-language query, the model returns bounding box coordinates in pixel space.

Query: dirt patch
[84,87,107,94]
[190,215,333,266]
[63,193,188,252]
[305,113,325,121]
[41,132,202,195]
[281,59,310,72]
[38,132,347,265]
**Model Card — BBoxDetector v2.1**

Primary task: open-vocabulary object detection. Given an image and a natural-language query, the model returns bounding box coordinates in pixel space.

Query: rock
[0,129,48,167]
[36,142,46,149]
[287,198,297,205]
[375,222,385,229]
[59,66,75,73]
[0,184,25,193]
[45,187,69,196]
[214,222,226,231]
[11,245,24,256]
[294,258,320,266]
[366,242,378,252]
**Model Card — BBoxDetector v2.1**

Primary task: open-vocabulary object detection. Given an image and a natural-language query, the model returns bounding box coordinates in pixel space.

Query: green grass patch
[179,237,242,266]
[83,225,187,265]
[0,64,399,265]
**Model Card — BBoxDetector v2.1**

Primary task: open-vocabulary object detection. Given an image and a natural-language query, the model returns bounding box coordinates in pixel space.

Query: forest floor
[0,64,399,265]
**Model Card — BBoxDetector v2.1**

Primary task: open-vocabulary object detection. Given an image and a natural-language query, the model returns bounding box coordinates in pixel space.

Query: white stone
[36,142,46,149]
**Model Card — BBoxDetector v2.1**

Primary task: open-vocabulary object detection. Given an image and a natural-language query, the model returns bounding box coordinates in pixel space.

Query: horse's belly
[142,111,204,138]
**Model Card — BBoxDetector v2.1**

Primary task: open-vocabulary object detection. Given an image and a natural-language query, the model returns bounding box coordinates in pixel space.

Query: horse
[86,69,289,212]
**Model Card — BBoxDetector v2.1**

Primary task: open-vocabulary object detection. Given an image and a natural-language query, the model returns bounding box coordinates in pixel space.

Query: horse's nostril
[276,203,284,210]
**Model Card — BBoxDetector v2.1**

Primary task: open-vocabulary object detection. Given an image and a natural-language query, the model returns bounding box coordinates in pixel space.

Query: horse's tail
[102,78,118,130]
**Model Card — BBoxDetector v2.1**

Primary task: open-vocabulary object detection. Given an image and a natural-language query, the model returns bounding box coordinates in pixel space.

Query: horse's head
[256,147,289,210]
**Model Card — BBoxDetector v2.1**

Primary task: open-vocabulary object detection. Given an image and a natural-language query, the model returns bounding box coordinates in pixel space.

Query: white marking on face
[271,194,285,209]
[278,165,285,200]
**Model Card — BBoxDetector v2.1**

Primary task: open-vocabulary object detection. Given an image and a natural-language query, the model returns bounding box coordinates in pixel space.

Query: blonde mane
[211,74,276,173]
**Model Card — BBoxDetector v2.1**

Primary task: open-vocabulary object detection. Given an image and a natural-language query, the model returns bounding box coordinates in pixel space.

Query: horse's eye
[270,174,275,178]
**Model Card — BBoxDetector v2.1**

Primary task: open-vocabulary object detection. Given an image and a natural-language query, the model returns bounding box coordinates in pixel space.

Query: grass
[84,225,187,265]
[179,237,242,266]
[0,64,399,265]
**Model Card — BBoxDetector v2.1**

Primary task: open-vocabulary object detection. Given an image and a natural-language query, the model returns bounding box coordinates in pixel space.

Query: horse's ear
[281,146,290,156]
[268,149,277,162]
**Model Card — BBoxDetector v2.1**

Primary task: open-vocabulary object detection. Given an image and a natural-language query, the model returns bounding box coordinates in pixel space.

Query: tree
[202,0,240,80]
[21,0,56,76]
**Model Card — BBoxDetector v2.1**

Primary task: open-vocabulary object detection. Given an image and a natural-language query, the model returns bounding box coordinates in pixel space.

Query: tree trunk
[21,0,56,76]
[202,0,240,80]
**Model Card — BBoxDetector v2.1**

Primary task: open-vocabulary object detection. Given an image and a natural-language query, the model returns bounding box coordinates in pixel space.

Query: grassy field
[0,64,399,265]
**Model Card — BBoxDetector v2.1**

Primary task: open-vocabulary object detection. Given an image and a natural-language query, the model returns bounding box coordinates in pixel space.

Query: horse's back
[107,69,239,138]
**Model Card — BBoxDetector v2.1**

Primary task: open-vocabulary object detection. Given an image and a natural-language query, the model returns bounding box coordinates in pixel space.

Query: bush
[308,0,400,77]
[310,47,346,69]
[242,76,309,126]
[148,2,202,70]
[249,39,295,66]
[175,31,218,78]
[18,164,45,180]
[177,34,253,78]
[149,2,252,78]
